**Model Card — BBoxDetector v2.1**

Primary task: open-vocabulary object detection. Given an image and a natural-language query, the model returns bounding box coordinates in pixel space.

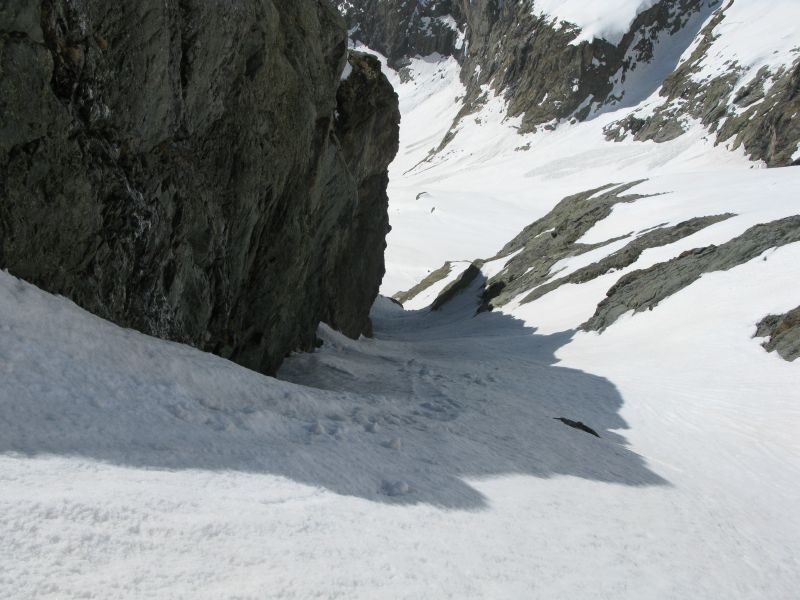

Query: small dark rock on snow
[555,418,600,438]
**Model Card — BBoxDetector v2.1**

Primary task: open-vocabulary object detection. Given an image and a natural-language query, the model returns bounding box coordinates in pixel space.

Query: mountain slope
[2,250,799,597]
[0,0,799,598]
[344,0,800,166]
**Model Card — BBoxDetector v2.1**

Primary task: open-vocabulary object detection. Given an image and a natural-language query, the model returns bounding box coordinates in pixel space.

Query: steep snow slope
[2,3,799,599]
[2,259,799,598]
[379,0,800,295]
[381,65,756,295]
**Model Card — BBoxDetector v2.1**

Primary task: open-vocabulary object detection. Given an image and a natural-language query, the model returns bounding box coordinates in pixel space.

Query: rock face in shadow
[330,51,401,338]
[338,0,466,68]
[0,1,399,374]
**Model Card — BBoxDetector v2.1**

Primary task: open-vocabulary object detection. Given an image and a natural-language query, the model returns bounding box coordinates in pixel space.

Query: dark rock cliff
[338,0,466,68]
[329,51,401,338]
[455,0,714,131]
[0,1,399,374]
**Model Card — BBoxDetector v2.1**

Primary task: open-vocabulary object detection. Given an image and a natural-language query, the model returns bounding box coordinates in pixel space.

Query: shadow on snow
[0,271,667,509]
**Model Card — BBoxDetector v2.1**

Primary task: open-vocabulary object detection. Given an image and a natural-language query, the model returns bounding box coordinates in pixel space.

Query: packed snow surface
[2,254,799,597]
[2,7,800,600]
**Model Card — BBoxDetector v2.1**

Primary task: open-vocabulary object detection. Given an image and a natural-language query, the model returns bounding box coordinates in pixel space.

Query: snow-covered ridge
[532,0,658,44]
[684,0,800,95]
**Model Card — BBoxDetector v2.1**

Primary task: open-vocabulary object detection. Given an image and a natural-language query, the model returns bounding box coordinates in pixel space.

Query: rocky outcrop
[431,263,481,311]
[755,307,800,362]
[416,193,799,354]
[501,213,734,308]
[582,216,800,332]
[555,418,601,438]
[341,1,716,131]
[465,0,798,165]
[0,1,399,374]
[393,261,454,306]
[605,3,800,167]
[329,51,401,337]
[418,183,734,314]
[454,0,702,133]
[475,182,652,309]
[402,182,648,311]
[338,0,466,68]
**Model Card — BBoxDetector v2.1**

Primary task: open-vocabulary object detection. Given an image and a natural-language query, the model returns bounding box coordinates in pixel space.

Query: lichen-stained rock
[0,1,399,375]
[756,307,800,362]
